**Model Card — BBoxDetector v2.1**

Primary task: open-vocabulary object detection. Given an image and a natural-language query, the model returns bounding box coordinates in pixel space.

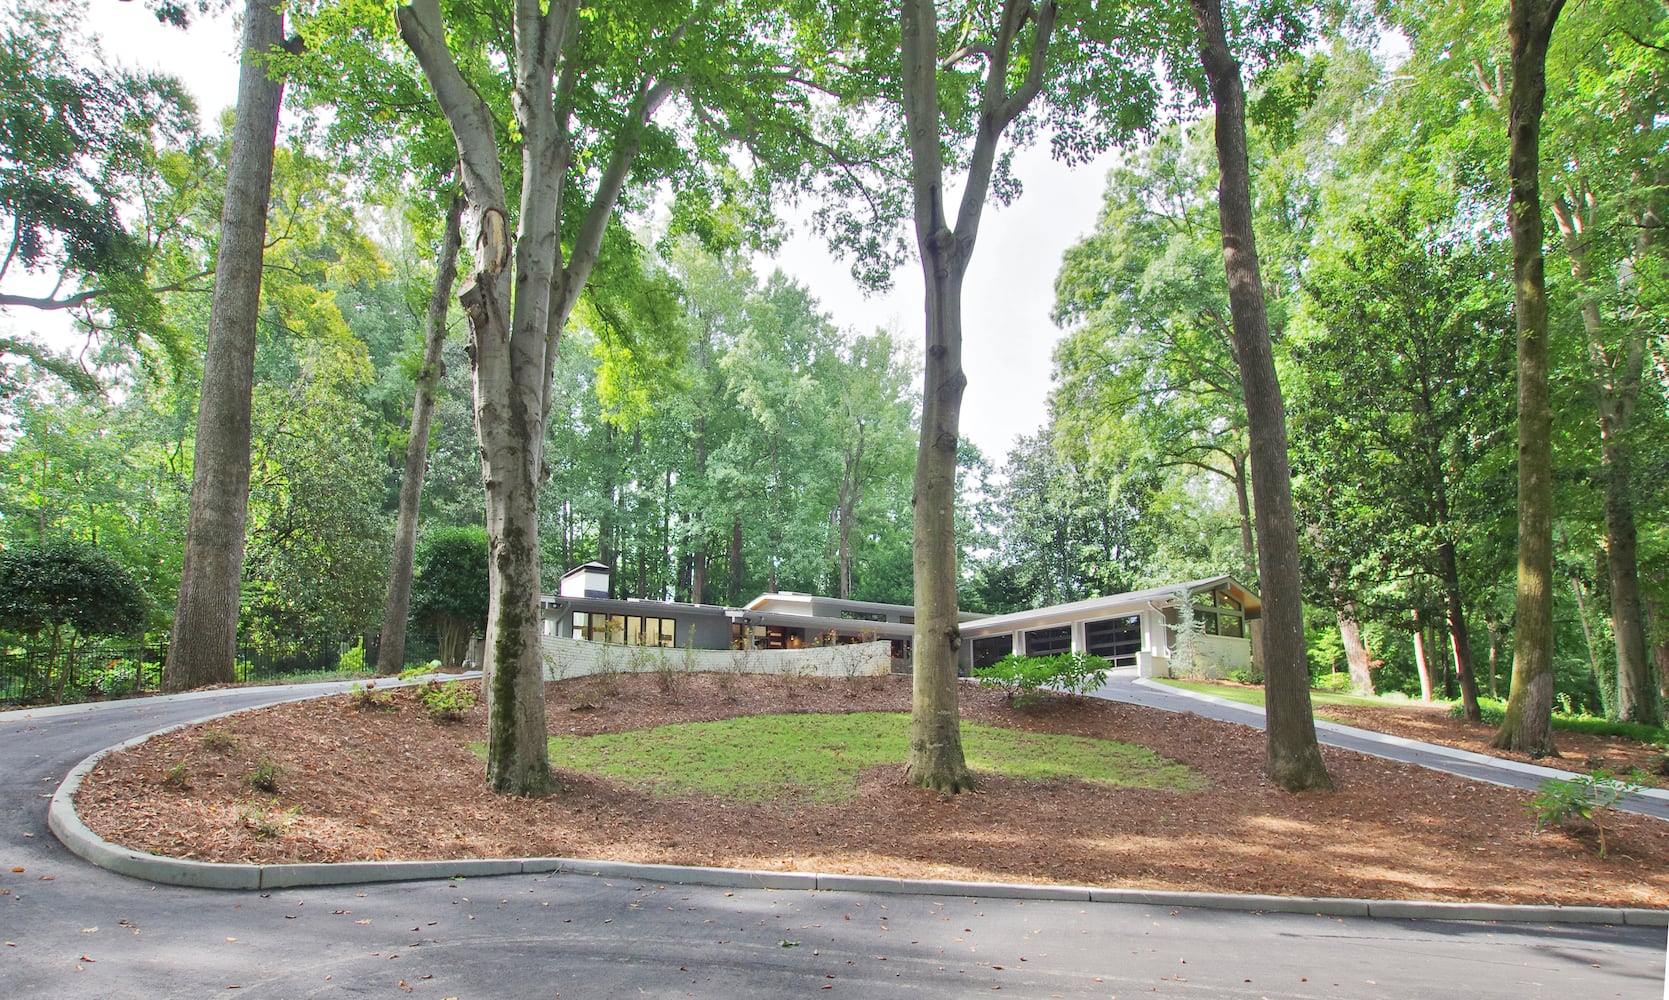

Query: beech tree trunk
[1494,0,1564,755]
[1338,606,1374,696]
[163,0,286,692]
[1190,0,1332,791]
[398,0,669,795]
[897,0,1057,793]
[376,192,463,675]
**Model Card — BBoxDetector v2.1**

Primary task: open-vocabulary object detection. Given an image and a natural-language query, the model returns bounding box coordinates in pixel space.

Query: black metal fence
[0,629,437,707]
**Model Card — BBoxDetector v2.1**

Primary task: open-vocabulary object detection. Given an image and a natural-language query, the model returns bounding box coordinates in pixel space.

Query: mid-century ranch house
[540,563,1259,678]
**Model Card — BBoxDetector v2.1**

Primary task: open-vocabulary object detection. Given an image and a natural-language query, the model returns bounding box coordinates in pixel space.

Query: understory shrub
[975,652,1112,706]
[415,678,477,722]
[1528,769,1643,858]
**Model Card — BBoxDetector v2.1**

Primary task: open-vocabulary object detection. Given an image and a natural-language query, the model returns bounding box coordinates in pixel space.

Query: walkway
[1092,669,1669,821]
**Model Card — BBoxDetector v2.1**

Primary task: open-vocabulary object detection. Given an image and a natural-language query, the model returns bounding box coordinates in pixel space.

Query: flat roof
[960,577,1260,639]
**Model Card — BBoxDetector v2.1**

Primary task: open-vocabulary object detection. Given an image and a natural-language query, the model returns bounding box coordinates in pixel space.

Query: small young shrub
[237,802,299,840]
[162,761,192,791]
[1527,768,1643,858]
[416,679,477,723]
[348,680,395,711]
[568,673,617,711]
[244,757,282,794]
[201,727,237,753]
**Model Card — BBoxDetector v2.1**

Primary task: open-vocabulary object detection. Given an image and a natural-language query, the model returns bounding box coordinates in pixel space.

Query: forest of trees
[2,0,1665,788]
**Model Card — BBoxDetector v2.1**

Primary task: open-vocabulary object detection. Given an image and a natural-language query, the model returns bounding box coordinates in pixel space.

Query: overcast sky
[89,4,1117,464]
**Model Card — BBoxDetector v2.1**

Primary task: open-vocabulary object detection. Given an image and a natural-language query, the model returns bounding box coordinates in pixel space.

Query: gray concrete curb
[45,687,1669,928]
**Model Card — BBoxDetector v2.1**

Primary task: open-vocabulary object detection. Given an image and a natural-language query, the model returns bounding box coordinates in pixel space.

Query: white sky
[89,4,1116,464]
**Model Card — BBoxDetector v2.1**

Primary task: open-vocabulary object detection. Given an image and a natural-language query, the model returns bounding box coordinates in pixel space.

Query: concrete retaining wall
[539,634,892,681]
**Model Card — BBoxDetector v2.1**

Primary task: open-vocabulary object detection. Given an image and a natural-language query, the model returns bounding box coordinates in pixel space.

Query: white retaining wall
[539,634,893,681]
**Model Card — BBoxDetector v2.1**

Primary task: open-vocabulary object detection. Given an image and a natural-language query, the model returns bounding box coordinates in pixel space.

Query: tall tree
[1494,0,1565,754]
[1187,0,1331,790]
[163,0,289,691]
[897,0,1052,793]
[375,191,462,675]
[889,0,1162,791]
[395,0,818,794]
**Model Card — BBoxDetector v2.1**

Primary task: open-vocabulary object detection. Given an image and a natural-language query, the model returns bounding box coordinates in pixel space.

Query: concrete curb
[46,684,1669,928]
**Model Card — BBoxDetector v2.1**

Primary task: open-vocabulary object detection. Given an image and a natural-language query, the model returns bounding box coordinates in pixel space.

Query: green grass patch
[523,712,1205,803]
[1156,678,1408,710]
[1456,697,1668,746]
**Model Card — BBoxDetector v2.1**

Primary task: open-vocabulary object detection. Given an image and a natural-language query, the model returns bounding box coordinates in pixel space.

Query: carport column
[1070,620,1087,655]
[1012,629,1026,656]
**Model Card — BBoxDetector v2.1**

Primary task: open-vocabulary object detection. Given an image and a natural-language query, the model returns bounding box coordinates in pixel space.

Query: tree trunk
[1437,540,1482,719]
[1337,605,1374,696]
[1487,620,1501,699]
[1647,597,1669,703]
[1190,0,1332,791]
[1550,185,1657,724]
[1412,612,1433,703]
[1494,0,1563,755]
[897,0,1056,793]
[376,192,463,675]
[163,0,286,692]
[436,614,470,671]
[726,516,744,604]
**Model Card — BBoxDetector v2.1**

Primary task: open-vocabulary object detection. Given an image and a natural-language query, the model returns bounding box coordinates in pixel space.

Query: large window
[971,634,1014,670]
[1085,615,1141,667]
[1024,625,1071,656]
[572,612,676,646]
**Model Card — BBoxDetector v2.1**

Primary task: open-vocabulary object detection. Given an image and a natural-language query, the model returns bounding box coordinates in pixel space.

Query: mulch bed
[74,673,1669,909]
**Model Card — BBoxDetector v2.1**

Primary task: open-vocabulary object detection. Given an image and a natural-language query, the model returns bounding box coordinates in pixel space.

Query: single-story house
[539,564,1258,679]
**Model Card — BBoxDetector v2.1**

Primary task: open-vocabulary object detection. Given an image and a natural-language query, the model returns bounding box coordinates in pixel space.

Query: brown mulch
[74,673,1669,909]
[1310,697,1669,785]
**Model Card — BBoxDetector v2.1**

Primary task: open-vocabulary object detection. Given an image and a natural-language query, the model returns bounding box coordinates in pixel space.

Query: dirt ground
[74,673,1669,909]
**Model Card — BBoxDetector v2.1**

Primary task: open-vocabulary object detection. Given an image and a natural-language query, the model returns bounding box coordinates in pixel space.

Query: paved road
[3,684,1665,998]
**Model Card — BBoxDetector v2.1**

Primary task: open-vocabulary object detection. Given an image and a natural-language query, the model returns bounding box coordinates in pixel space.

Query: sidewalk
[1093,671,1669,821]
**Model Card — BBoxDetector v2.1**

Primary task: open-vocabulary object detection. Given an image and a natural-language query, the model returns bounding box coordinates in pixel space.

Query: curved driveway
[3,682,1664,998]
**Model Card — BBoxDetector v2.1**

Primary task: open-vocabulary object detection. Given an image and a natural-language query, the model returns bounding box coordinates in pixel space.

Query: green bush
[1313,672,1353,693]
[337,640,368,674]
[1527,769,1643,858]
[975,652,1112,706]
[416,679,477,723]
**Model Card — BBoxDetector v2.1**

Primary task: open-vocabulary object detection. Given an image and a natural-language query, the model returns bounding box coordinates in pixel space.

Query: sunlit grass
[528,712,1205,803]
[1156,678,1402,710]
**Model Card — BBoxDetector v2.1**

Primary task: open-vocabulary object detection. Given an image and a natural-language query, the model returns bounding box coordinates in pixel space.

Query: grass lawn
[537,711,1207,803]
[1154,677,1402,710]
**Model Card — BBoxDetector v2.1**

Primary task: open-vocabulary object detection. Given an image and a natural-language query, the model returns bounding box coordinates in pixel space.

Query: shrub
[1313,672,1353,693]
[338,640,368,674]
[201,727,237,753]
[348,680,395,711]
[416,679,477,722]
[245,758,282,793]
[162,761,191,790]
[975,652,1111,706]
[1527,769,1643,858]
